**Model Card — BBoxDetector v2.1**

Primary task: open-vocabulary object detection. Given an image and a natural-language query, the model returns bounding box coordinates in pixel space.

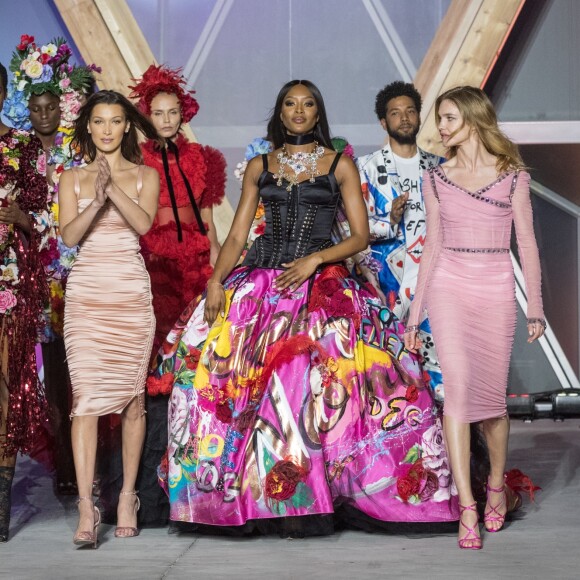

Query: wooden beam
[415,0,526,155]
[53,0,234,238]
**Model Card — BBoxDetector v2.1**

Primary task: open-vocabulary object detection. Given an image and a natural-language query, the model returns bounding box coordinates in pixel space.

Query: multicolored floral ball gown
[150,153,459,531]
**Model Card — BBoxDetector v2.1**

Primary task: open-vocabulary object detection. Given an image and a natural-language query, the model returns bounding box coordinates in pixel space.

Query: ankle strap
[77,496,94,503]
[486,481,505,493]
[119,490,139,496]
[459,502,477,512]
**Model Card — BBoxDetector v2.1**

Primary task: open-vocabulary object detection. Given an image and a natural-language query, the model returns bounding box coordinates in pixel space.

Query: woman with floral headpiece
[128,65,225,525]
[5,34,100,497]
[0,60,50,543]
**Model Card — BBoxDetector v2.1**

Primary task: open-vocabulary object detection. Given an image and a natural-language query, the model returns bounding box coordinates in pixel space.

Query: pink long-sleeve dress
[407,167,544,423]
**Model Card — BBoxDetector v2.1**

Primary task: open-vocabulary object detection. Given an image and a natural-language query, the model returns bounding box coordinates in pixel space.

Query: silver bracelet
[403,325,419,334]
[527,318,546,329]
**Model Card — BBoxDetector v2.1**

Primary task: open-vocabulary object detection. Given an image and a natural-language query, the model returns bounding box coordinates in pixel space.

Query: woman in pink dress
[405,86,545,550]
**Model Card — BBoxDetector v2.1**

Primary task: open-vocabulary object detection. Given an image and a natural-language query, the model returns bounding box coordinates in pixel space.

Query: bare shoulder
[59,168,74,185]
[245,154,266,181]
[334,152,358,180]
[141,164,159,182]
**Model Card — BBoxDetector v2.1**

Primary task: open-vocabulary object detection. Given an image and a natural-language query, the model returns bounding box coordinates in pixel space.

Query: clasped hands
[94,154,113,208]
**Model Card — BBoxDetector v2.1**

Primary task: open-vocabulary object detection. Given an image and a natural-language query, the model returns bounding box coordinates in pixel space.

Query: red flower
[40,53,51,64]
[254,222,266,236]
[184,347,201,370]
[215,401,233,424]
[17,34,34,51]
[147,372,174,396]
[397,459,425,502]
[264,459,308,502]
[418,470,440,501]
[397,473,421,502]
[235,406,256,431]
[405,385,419,403]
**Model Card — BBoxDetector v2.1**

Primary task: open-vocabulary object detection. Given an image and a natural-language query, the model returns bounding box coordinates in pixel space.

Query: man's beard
[387,125,419,146]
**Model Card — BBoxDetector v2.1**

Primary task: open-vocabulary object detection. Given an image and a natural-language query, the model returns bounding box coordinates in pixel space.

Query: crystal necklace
[274,142,325,191]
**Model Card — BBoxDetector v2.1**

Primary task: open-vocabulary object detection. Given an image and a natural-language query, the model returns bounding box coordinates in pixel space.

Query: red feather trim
[257,335,328,398]
[129,65,199,122]
[504,468,541,502]
[200,145,226,208]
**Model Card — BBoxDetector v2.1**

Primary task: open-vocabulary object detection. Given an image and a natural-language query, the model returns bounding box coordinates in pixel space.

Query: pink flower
[0,224,9,245]
[36,153,47,176]
[0,289,17,313]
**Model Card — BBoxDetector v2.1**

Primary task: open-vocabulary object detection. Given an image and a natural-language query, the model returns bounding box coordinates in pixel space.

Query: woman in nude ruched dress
[405,87,545,550]
[60,91,159,548]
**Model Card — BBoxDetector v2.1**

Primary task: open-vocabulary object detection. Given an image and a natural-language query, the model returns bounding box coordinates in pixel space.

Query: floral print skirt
[150,265,458,526]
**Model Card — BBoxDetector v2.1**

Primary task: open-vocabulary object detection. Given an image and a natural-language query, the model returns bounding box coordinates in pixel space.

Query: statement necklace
[275,141,325,191]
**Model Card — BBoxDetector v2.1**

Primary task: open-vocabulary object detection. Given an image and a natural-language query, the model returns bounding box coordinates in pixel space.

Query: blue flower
[32,65,54,84]
[245,138,272,161]
[2,87,31,130]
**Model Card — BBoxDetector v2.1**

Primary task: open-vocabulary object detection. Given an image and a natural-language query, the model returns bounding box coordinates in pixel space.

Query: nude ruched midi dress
[64,167,155,417]
[408,168,544,423]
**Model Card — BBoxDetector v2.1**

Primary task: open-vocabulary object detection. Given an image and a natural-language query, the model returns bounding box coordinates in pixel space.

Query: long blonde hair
[435,86,525,173]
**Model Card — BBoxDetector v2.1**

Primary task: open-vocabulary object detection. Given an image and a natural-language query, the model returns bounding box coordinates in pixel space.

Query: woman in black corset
[149,80,458,537]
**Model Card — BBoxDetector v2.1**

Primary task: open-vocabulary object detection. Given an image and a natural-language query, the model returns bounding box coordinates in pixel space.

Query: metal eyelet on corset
[294,205,318,259]
[268,202,283,268]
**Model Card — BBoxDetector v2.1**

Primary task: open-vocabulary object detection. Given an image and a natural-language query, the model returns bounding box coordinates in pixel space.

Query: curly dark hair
[374,81,422,121]
[73,90,159,164]
[0,62,7,93]
[266,80,334,150]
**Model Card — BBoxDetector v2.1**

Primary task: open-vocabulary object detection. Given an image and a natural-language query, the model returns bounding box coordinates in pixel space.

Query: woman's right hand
[203,282,226,326]
[404,329,422,353]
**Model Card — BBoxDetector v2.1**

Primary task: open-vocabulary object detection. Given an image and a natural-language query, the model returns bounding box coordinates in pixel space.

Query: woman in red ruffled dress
[128,65,226,525]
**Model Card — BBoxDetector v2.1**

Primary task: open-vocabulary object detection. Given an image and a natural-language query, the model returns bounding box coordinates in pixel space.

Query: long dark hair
[266,80,334,150]
[73,90,159,164]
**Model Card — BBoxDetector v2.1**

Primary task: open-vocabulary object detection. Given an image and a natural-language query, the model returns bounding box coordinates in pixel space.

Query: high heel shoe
[114,490,140,538]
[73,496,100,549]
[484,479,507,532]
[458,502,482,550]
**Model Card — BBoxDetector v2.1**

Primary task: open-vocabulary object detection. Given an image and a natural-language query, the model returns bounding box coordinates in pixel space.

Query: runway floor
[1,418,578,580]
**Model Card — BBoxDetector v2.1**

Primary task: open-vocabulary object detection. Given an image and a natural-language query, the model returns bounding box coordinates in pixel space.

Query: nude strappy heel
[114,490,141,538]
[73,496,100,549]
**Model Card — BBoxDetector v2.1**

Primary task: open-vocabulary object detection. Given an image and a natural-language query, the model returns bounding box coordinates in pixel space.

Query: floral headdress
[3,35,100,130]
[129,64,199,123]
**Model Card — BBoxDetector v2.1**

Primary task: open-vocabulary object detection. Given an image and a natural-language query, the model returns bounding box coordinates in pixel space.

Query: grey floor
[1,419,578,580]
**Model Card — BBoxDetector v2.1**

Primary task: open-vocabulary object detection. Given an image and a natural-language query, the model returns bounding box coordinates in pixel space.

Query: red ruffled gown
[141,135,226,351]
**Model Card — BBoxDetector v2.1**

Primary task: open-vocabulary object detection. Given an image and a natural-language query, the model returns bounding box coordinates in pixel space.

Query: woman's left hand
[527,320,546,343]
[0,199,28,228]
[275,255,322,291]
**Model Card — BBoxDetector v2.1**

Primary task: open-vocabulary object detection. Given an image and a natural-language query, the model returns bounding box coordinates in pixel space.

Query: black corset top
[242,152,342,269]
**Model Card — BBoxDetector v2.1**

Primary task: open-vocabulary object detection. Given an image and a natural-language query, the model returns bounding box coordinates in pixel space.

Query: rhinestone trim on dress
[445,247,510,254]
[434,166,512,208]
